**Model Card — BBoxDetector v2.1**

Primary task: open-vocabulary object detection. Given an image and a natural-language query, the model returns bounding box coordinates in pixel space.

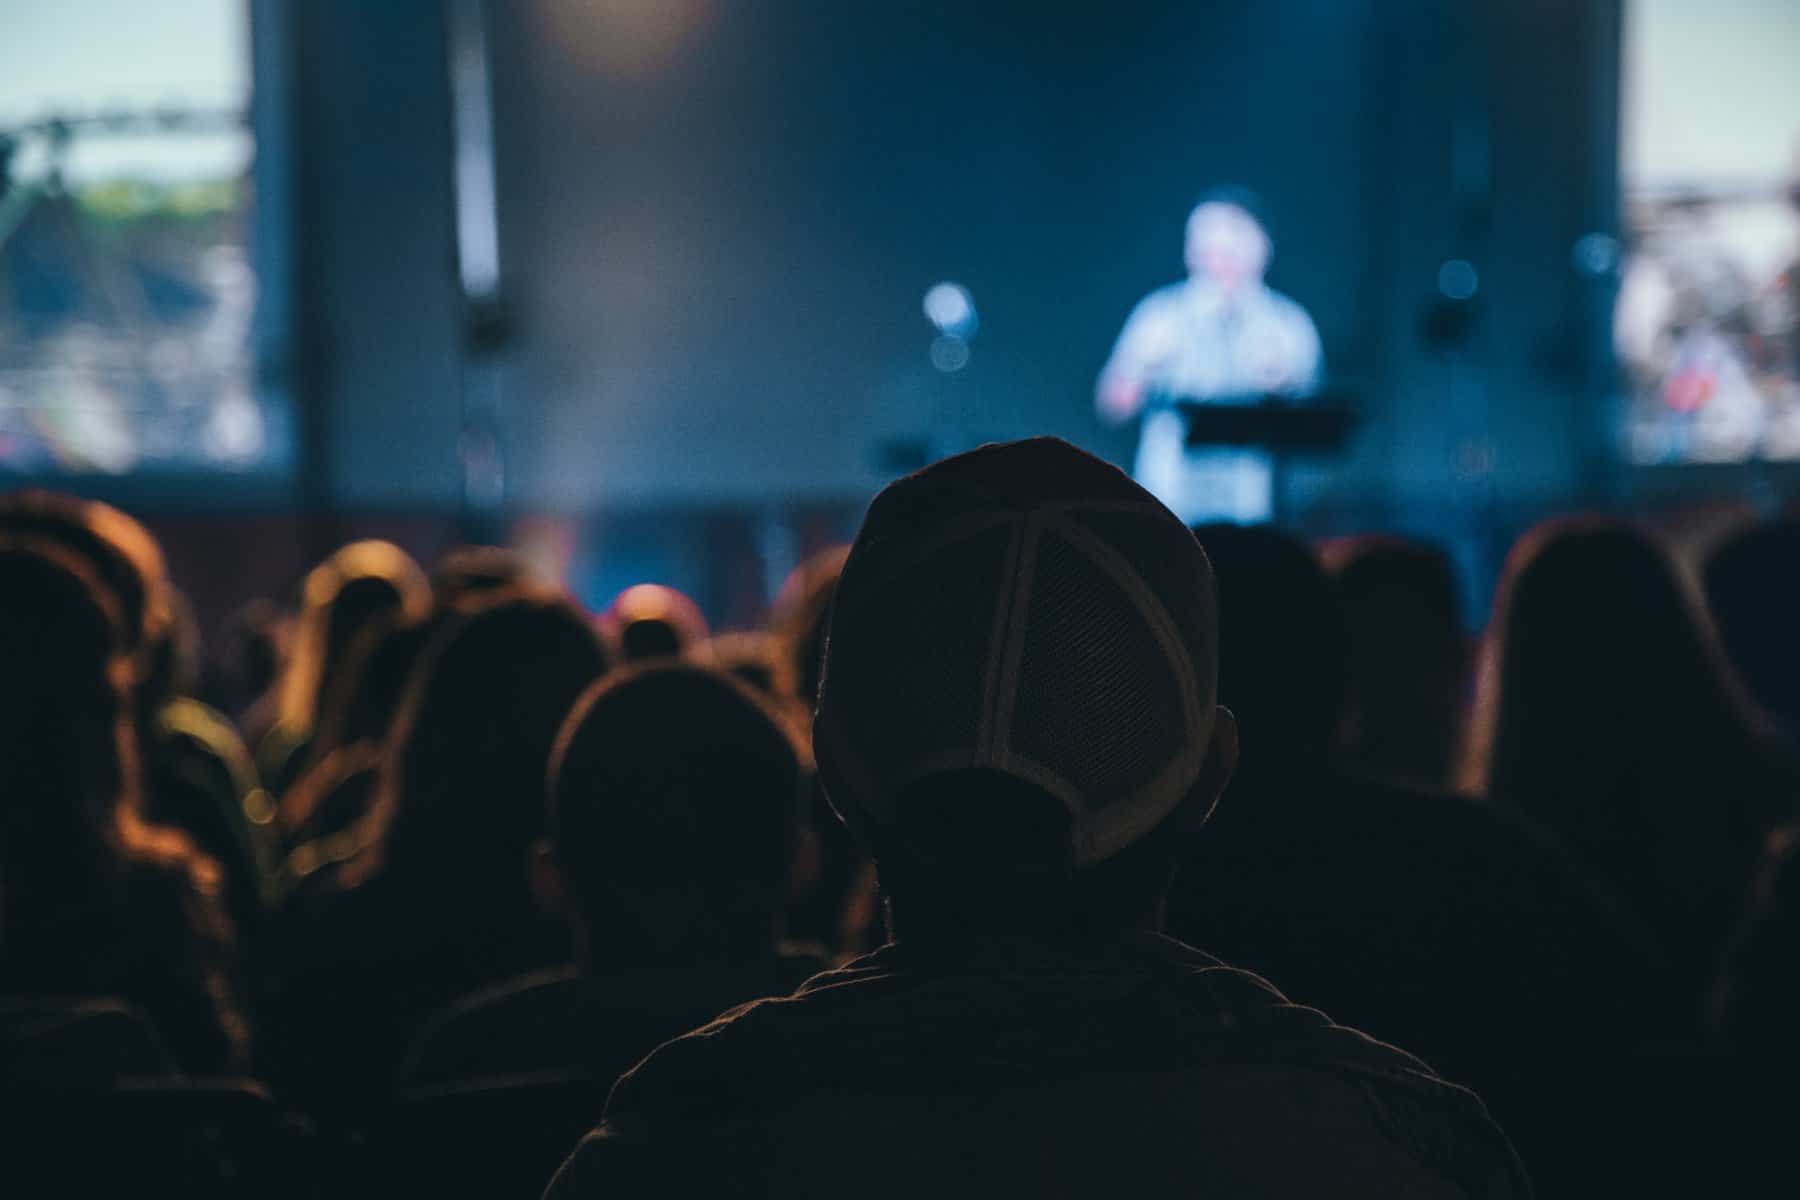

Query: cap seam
[987,512,1044,768]
[830,511,1017,628]
[975,519,1027,760]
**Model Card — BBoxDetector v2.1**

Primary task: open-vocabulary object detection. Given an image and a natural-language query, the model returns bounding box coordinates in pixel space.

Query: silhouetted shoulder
[552,936,1530,1198]
[400,966,584,1089]
[1,997,176,1086]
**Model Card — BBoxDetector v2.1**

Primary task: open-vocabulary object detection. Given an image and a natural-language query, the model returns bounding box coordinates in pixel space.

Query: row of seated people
[6,441,1800,1195]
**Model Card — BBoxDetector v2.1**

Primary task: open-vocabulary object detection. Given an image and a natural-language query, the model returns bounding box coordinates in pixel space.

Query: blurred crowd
[6,442,1800,1195]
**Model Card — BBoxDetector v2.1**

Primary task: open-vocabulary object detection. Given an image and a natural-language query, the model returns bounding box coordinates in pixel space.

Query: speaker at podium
[1096,189,1350,524]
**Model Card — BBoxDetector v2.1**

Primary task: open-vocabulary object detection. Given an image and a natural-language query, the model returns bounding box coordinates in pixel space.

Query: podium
[1172,392,1358,453]
[1163,390,1358,523]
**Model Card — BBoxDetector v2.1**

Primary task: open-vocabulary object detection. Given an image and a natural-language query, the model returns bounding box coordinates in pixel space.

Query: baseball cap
[814,437,1219,866]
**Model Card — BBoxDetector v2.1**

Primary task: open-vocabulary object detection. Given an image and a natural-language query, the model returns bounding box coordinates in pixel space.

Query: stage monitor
[0,0,294,492]
[1617,0,1800,465]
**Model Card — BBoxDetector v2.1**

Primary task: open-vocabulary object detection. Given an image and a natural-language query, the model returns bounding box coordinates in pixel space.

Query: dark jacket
[261,872,568,1118]
[1169,769,1675,1083]
[546,933,1530,1198]
[399,955,824,1091]
[1166,767,1676,1193]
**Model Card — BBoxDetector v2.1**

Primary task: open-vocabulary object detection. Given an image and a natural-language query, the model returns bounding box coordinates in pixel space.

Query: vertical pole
[447,0,510,544]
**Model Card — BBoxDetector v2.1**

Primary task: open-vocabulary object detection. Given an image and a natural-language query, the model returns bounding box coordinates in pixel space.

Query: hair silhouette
[770,545,850,707]
[549,662,803,964]
[0,490,171,676]
[1191,524,1348,776]
[1469,517,1799,993]
[276,540,431,738]
[1323,536,1469,788]
[343,590,612,930]
[1705,519,1800,729]
[0,538,244,1070]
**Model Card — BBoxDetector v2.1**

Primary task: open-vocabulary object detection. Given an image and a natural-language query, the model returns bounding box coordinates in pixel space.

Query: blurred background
[2,0,1796,631]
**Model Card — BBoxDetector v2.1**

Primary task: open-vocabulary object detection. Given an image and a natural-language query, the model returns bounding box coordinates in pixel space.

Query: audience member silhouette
[0,495,280,959]
[769,544,850,707]
[277,549,542,866]
[1469,517,1800,1012]
[16,470,1799,1195]
[1168,524,1673,1194]
[1704,519,1800,733]
[1712,822,1800,1055]
[311,537,535,757]
[545,438,1528,1199]
[0,490,172,672]
[276,610,438,854]
[1190,524,1348,775]
[257,540,430,793]
[400,662,815,1090]
[141,586,287,940]
[0,538,247,1075]
[767,544,877,958]
[265,589,609,1113]
[601,584,709,664]
[1323,535,1471,790]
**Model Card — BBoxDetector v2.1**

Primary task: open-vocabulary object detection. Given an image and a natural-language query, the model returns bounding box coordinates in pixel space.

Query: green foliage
[75,176,243,225]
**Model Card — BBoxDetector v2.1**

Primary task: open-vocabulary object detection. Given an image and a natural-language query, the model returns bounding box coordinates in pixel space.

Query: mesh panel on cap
[822,522,1013,822]
[1063,506,1217,712]
[1005,528,1191,820]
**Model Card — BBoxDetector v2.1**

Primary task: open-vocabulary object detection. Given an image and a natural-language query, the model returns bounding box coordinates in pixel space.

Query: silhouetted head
[1185,191,1272,292]
[765,545,865,953]
[1323,536,1468,787]
[543,663,804,965]
[309,612,439,758]
[602,584,709,664]
[274,609,449,844]
[352,590,611,915]
[0,537,242,1065]
[278,540,430,733]
[0,539,219,952]
[770,545,851,709]
[432,544,538,604]
[1193,524,1348,776]
[1469,519,1792,952]
[816,439,1236,939]
[0,490,170,680]
[0,538,138,854]
[1705,520,1800,727]
[1473,519,1765,790]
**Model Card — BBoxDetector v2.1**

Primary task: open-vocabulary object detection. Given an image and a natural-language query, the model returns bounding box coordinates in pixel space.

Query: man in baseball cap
[548,438,1527,1198]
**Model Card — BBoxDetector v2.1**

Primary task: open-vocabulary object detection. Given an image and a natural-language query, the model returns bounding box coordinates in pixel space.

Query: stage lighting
[923,281,978,339]
[540,0,714,82]
[929,334,971,373]
[1436,259,1480,301]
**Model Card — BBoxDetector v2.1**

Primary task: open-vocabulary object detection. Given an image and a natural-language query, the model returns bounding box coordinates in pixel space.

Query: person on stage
[1097,190,1322,523]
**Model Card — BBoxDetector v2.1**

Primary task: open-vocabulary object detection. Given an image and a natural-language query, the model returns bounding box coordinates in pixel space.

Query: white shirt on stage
[1101,278,1321,524]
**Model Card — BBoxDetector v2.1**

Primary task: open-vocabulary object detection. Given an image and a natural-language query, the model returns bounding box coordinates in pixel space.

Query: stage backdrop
[484,0,1376,506]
